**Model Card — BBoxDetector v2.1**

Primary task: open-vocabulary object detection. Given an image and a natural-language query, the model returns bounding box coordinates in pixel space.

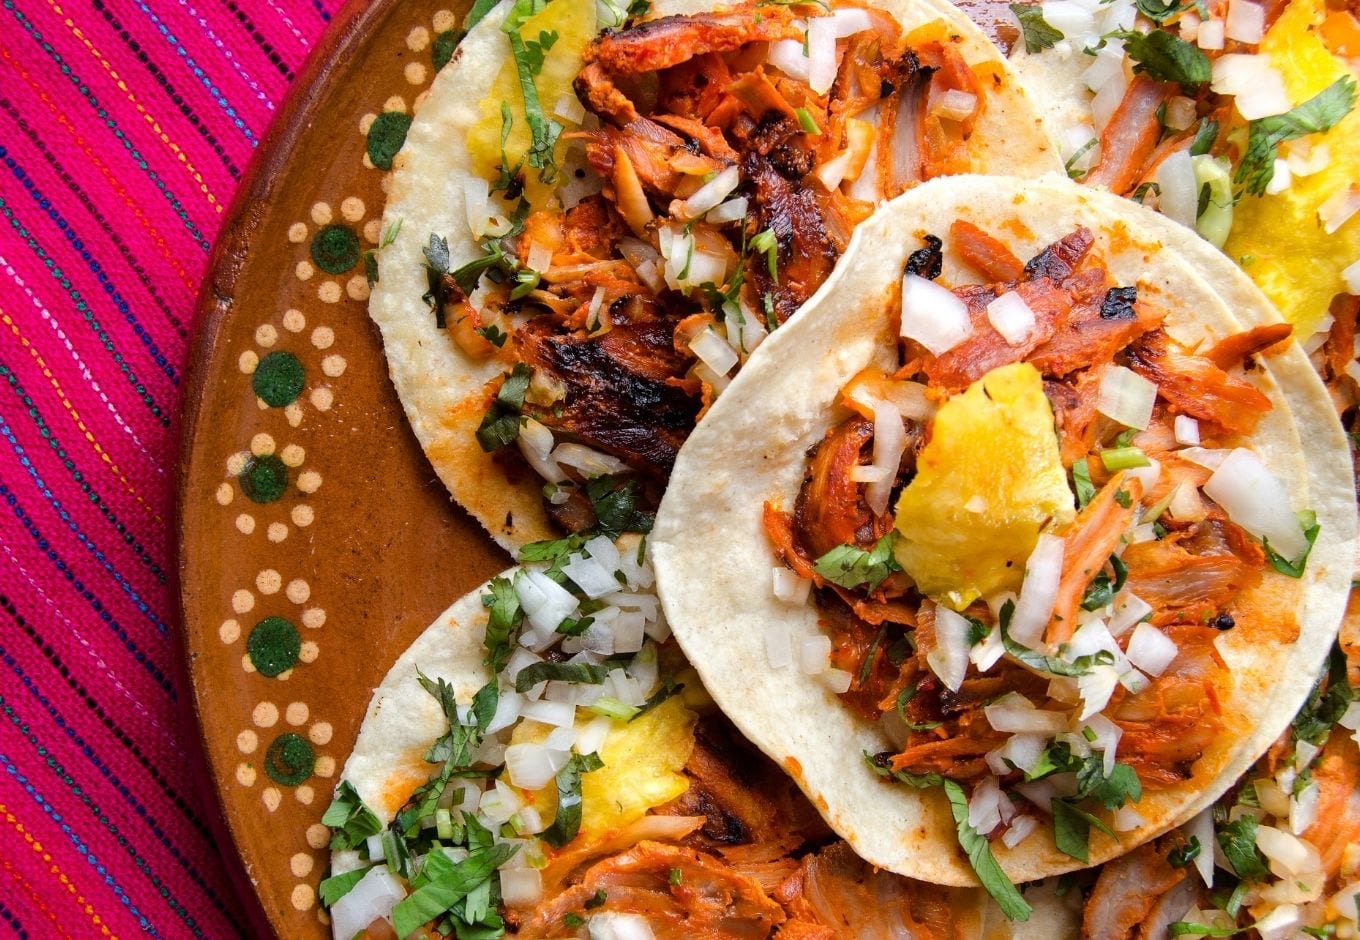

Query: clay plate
[176,1,506,934]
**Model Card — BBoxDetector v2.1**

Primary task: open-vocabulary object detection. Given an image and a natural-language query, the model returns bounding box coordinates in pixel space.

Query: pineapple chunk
[580,696,695,840]
[893,362,1074,609]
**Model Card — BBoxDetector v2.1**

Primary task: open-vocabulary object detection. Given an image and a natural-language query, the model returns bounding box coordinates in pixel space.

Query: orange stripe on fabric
[0,47,198,291]
[0,802,116,939]
[44,0,222,214]
[0,309,163,526]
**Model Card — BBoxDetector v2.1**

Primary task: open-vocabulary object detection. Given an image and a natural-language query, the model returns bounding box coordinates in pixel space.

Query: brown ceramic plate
[176,1,507,934]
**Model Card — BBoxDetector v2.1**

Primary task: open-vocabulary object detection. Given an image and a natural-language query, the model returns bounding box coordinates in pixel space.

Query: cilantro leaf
[813,534,902,591]
[1133,0,1189,22]
[1083,762,1142,809]
[1010,4,1064,52]
[390,842,518,939]
[322,780,383,851]
[1080,555,1128,611]
[1263,510,1320,578]
[514,661,610,693]
[1072,459,1096,509]
[1217,813,1270,881]
[1107,28,1211,85]
[318,867,370,908]
[505,29,564,183]
[1236,77,1357,196]
[475,363,532,451]
[943,779,1032,921]
[1051,799,1098,862]
[1292,643,1353,746]
[586,475,653,535]
[998,600,1116,677]
[464,0,502,30]
[481,574,524,673]
[541,752,605,847]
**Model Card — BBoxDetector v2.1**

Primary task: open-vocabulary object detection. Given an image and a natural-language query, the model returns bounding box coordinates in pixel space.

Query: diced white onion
[1319,188,1360,236]
[588,912,656,940]
[850,465,890,484]
[1179,10,1201,40]
[690,328,739,377]
[900,274,973,355]
[829,7,873,37]
[1015,773,1078,814]
[1120,628,1175,680]
[1042,1,1095,39]
[927,607,972,693]
[1174,415,1201,446]
[767,39,811,83]
[521,699,577,730]
[1077,664,1120,719]
[1097,365,1157,430]
[967,776,1007,834]
[552,442,630,479]
[526,240,554,274]
[1211,55,1291,119]
[772,567,812,605]
[986,732,1047,776]
[984,693,1069,734]
[1265,158,1292,195]
[866,399,905,516]
[504,649,543,686]
[586,286,608,332]
[970,623,1005,672]
[1125,457,1161,491]
[1119,667,1150,693]
[1008,534,1065,647]
[1002,814,1040,848]
[576,715,613,756]
[1179,447,1229,470]
[464,176,492,238]
[1156,148,1198,229]
[553,93,586,125]
[800,634,832,675]
[1186,808,1215,886]
[562,553,621,600]
[1164,95,1197,131]
[1257,825,1317,879]
[1167,482,1206,522]
[518,418,567,484]
[1343,259,1360,295]
[1113,805,1146,831]
[500,866,543,908]
[806,18,837,95]
[1091,70,1130,132]
[986,292,1037,346]
[1291,778,1320,835]
[1085,714,1124,775]
[765,622,793,669]
[517,569,580,639]
[1196,18,1225,49]
[330,866,407,940]
[814,150,853,191]
[823,668,854,694]
[1203,447,1306,559]
[1285,140,1331,177]
[674,165,740,221]
[1225,0,1264,42]
[705,196,748,225]
[930,89,978,123]
[503,742,568,790]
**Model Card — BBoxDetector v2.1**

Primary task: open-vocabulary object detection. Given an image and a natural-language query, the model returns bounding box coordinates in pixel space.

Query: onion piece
[1077,664,1120,719]
[518,418,567,484]
[1174,415,1201,446]
[1196,17,1224,49]
[500,866,543,907]
[927,607,972,693]
[1002,814,1039,848]
[673,165,740,221]
[1224,0,1264,43]
[984,693,1069,734]
[986,732,1047,776]
[930,89,978,122]
[1179,446,1229,470]
[486,691,524,734]
[611,146,654,238]
[1097,365,1157,430]
[1257,825,1317,879]
[1113,805,1146,832]
[329,866,407,940]
[985,292,1037,346]
[823,668,853,694]
[866,399,905,516]
[520,699,576,728]
[1290,778,1320,834]
[563,552,621,600]
[504,741,569,790]
[772,567,811,605]
[1009,534,1065,647]
[1343,258,1360,295]
[1083,713,1123,775]
[690,327,739,377]
[1211,55,1291,119]
[589,912,656,940]
[1319,187,1360,235]
[765,622,793,669]
[1185,808,1215,887]
[767,38,811,83]
[1126,625,1179,678]
[829,7,872,36]
[800,635,831,675]
[967,775,1007,834]
[705,196,748,225]
[516,569,580,637]
[900,274,972,355]
[806,18,837,95]
[1156,149,1198,229]
[1203,447,1306,559]
[553,442,630,479]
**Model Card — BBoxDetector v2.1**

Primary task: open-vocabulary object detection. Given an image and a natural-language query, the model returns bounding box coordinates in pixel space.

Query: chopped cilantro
[318,867,369,908]
[322,780,383,851]
[943,779,1033,920]
[586,475,653,535]
[514,661,609,693]
[1263,510,1320,578]
[1072,459,1096,509]
[482,574,524,672]
[475,363,532,452]
[390,842,518,939]
[1217,813,1269,881]
[1292,643,1353,746]
[1168,836,1202,868]
[541,752,605,847]
[813,534,902,591]
[1010,4,1064,52]
[1236,77,1356,196]
[1080,555,1128,611]
[1189,118,1218,157]
[998,601,1116,676]
[1106,28,1211,85]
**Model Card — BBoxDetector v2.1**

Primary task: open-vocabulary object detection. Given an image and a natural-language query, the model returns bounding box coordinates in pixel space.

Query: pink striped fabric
[0,0,337,935]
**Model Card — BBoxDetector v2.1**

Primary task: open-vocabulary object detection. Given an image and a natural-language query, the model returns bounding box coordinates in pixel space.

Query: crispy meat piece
[1082,838,1191,939]
[1085,77,1174,195]
[1122,519,1264,625]
[950,219,1025,282]
[793,417,884,559]
[1125,329,1274,435]
[1203,321,1293,370]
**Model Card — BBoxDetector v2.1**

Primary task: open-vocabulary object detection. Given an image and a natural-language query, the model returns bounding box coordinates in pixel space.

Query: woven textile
[0,0,336,935]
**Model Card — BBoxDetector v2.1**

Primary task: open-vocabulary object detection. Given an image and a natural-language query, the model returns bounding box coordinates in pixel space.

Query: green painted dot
[310,224,361,275]
[432,28,463,72]
[367,111,413,171]
[264,733,315,786]
[247,616,301,677]
[239,454,288,504]
[251,351,305,407]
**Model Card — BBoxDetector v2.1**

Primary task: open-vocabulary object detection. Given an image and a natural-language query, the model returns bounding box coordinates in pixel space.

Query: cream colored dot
[256,397,269,410]
[282,308,306,332]
[317,909,330,927]
[340,197,365,222]
[250,433,275,456]
[295,785,315,806]
[238,350,259,374]
[297,470,323,494]
[363,219,382,243]
[309,722,334,746]
[310,387,334,412]
[359,112,377,135]
[231,589,254,614]
[237,729,258,754]
[362,153,375,170]
[310,202,332,226]
[235,513,256,536]
[286,579,311,604]
[321,355,347,378]
[406,25,430,50]
[215,482,234,506]
[405,61,428,85]
[287,222,308,243]
[267,523,289,543]
[256,569,282,595]
[253,701,279,728]
[280,444,305,467]
[413,91,430,112]
[302,608,326,629]
[291,505,314,528]
[291,883,315,912]
[306,823,329,849]
[241,653,256,674]
[384,95,406,113]
[254,324,278,347]
[286,702,310,726]
[219,619,241,644]
[285,403,303,427]
[311,326,335,349]
[226,451,248,475]
[346,276,370,301]
[236,763,256,787]
[277,667,294,681]
[299,641,319,664]
[290,852,315,878]
[314,755,336,779]
[317,281,342,304]
[432,9,455,31]
[295,260,314,281]
[263,787,282,812]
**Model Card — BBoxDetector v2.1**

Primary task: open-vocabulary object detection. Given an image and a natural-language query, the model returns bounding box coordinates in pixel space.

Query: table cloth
[0,0,338,935]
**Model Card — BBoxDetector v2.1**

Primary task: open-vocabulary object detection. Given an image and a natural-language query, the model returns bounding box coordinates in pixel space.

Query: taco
[367,0,1061,553]
[650,175,1356,904]
[318,534,1081,937]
